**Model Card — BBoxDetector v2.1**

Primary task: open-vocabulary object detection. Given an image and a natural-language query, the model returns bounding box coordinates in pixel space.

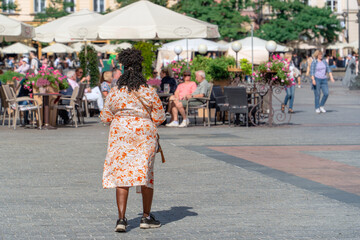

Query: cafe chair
[186,83,214,127]
[76,83,88,124]
[0,85,13,126]
[54,87,79,128]
[2,85,42,130]
[224,86,249,127]
[211,85,229,125]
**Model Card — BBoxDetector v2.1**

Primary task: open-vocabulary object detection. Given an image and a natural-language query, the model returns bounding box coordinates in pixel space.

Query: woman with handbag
[100,48,166,232]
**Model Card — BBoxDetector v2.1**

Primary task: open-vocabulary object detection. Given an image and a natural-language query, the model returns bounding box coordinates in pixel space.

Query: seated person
[58,70,78,124]
[147,69,161,88]
[14,58,30,75]
[75,67,104,111]
[166,70,210,128]
[167,69,196,115]
[160,68,177,93]
[100,71,113,97]
[110,67,122,88]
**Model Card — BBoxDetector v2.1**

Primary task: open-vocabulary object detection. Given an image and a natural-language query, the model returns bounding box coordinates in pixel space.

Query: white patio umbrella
[159,38,227,52]
[326,42,346,50]
[227,37,289,65]
[2,42,36,54]
[34,9,102,43]
[42,43,75,54]
[100,43,132,53]
[71,42,103,52]
[70,0,220,40]
[0,14,35,42]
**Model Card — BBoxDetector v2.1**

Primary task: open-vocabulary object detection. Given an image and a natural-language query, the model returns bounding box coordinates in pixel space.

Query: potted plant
[24,67,69,93]
[252,55,291,86]
[0,71,25,85]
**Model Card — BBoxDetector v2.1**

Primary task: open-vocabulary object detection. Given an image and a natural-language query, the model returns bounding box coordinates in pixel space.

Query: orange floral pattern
[100,86,166,189]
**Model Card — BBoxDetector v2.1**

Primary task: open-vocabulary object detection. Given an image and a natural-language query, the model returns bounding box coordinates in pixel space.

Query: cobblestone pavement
[1,82,360,239]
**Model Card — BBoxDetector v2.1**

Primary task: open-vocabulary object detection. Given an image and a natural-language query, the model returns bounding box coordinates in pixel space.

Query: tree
[79,45,100,88]
[116,0,167,7]
[172,0,250,41]
[34,0,75,22]
[255,0,341,45]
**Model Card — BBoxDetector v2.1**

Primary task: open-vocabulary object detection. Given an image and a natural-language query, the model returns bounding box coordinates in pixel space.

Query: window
[93,0,105,13]
[326,0,338,12]
[65,0,75,13]
[2,0,15,13]
[34,0,46,13]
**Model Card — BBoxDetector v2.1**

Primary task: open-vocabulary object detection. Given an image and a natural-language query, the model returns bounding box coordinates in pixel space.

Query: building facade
[309,0,359,44]
[1,0,119,24]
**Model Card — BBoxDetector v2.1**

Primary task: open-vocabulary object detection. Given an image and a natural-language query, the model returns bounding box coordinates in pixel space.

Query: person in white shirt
[14,58,30,75]
[30,51,39,74]
[75,68,104,111]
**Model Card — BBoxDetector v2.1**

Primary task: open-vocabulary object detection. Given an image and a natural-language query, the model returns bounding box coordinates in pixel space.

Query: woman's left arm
[100,88,115,123]
[325,61,335,82]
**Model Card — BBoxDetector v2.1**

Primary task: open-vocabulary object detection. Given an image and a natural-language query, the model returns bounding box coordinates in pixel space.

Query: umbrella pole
[251,24,254,82]
[186,38,189,68]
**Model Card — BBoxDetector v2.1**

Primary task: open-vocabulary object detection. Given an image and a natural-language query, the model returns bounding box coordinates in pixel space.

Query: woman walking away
[100,48,166,232]
[310,50,335,114]
[282,62,296,114]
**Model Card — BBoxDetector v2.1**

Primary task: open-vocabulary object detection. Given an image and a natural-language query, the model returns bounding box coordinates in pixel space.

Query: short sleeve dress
[100,86,166,189]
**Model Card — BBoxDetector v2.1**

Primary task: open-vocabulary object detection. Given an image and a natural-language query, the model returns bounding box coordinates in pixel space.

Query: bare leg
[172,105,179,121]
[141,186,154,217]
[116,187,129,219]
[298,76,301,86]
[175,101,187,120]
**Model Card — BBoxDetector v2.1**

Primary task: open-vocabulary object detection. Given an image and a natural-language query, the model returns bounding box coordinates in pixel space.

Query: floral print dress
[100,86,166,189]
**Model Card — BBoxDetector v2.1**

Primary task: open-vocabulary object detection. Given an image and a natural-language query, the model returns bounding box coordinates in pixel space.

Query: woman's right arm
[100,88,115,123]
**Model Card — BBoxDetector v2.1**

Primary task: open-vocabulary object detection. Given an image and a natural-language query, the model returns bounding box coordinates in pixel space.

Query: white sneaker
[298,85,301,88]
[179,119,190,128]
[320,107,326,113]
[315,108,321,114]
[166,121,179,127]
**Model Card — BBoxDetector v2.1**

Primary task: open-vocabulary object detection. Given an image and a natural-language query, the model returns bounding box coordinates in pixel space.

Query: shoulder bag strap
[133,91,165,163]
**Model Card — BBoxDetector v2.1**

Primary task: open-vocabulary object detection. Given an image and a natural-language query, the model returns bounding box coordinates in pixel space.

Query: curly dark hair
[117,48,148,91]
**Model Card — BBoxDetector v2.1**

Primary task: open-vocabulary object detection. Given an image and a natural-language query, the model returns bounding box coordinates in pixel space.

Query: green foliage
[0,71,24,84]
[34,0,75,22]
[189,56,212,82]
[133,42,161,79]
[79,45,100,88]
[207,56,236,81]
[255,0,341,44]
[172,0,250,41]
[116,0,167,7]
[190,55,236,82]
[0,1,19,12]
[239,59,252,76]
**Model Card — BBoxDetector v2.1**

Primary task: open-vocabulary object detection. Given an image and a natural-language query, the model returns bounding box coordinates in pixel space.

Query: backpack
[36,58,42,69]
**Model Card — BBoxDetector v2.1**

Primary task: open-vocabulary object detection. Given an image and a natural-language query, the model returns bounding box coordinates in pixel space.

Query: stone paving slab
[0,81,360,239]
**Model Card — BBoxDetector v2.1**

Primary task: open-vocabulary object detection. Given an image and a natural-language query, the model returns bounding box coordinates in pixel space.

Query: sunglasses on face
[79,71,83,74]
[183,74,191,77]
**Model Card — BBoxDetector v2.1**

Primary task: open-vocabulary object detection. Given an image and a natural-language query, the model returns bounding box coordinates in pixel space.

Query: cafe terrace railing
[228,66,292,127]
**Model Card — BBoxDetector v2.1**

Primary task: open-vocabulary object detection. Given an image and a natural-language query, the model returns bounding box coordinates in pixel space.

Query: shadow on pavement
[126,206,198,231]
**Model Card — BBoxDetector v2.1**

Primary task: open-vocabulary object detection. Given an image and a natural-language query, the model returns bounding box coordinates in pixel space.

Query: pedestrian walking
[342,54,356,88]
[100,48,166,233]
[310,50,335,114]
[282,54,296,114]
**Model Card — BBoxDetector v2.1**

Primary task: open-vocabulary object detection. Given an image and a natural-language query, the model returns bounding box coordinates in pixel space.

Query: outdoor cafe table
[33,92,62,130]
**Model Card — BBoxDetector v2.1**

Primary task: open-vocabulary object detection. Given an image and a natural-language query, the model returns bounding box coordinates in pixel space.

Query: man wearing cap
[14,58,30,75]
